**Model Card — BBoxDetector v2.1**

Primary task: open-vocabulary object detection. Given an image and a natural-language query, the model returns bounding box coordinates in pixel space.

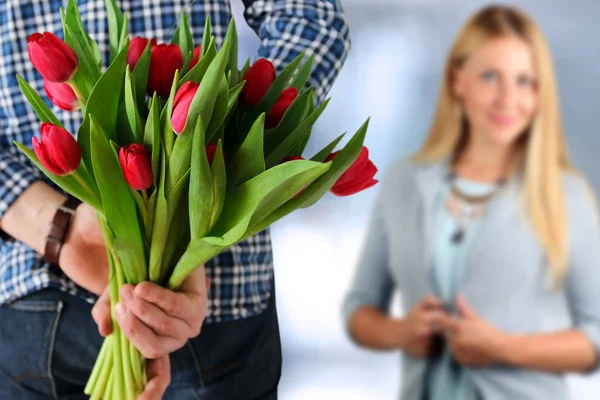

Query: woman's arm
[349,306,406,350]
[500,330,597,373]
[504,176,600,373]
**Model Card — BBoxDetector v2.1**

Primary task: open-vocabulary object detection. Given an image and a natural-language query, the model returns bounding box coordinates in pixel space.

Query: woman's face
[452,36,538,147]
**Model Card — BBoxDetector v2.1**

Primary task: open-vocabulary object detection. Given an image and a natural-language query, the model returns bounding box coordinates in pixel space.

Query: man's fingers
[419,295,445,310]
[134,282,189,318]
[115,302,182,359]
[91,287,112,337]
[139,355,171,400]
[119,285,194,338]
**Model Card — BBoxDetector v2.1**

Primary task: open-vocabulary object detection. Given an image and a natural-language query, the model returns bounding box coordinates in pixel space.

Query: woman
[342,5,600,400]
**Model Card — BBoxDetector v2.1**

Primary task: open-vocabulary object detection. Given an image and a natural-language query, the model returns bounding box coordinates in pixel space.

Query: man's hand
[443,295,507,367]
[139,355,171,400]
[92,265,210,358]
[59,203,108,295]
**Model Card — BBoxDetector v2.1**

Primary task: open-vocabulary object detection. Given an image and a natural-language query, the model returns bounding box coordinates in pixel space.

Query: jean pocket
[0,293,63,398]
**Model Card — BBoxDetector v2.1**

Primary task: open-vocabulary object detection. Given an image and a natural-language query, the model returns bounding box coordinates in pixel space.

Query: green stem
[67,78,88,108]
[113,252,136,398]
[84,337,108,395]
[72,171,98,201]
[142,189,149,206]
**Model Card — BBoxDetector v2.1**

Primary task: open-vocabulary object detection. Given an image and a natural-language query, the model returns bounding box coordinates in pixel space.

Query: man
[0,0,350,398]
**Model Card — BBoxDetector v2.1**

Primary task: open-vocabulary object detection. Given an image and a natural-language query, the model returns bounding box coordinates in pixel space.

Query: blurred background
[232,0,600,398]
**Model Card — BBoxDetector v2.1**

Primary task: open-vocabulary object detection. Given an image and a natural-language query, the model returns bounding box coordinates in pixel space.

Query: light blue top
[342,157,600,400]
[428,177,497,400]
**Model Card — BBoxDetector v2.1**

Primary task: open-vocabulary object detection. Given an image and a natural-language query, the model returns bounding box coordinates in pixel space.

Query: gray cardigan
[342,156,600,400]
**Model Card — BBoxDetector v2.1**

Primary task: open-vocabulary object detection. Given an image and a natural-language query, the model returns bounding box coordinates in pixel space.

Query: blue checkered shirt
[0,0,350,322]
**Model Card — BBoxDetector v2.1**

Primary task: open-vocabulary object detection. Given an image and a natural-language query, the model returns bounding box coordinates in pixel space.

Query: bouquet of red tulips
[15,0,377,397]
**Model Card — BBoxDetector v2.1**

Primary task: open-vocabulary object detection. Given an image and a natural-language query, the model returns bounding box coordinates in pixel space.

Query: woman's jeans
[0,283,282,399]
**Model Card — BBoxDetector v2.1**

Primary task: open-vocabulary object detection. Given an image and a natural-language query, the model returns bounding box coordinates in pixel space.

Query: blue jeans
[0,284,281,399]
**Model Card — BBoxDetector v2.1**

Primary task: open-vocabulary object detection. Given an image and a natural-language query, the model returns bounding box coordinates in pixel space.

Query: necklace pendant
[451,228,464,244]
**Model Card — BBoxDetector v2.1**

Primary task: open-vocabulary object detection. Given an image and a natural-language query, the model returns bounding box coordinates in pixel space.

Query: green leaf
[63,0,101,83]
[291,55,314,91]
[239,56,251,79]
[167,128,193,194]
[16,75,63,127]
[212,160,329,238]
[124,68,144,142]
[247,119,370,237]
[64,24,99,95]
[85,41,129,142]
[180,37,216,85]
[248,160,330,227]
[105,0,125,62]
[189,116,214,240]
[224,18,238,87]
[210,140,226,227]
[148,149,169,283]
[242,52,304,126]
[76,115,93,183]
[310,133,346,162]
[144,93,161,186]
[292,92,316,156]
[88,34,103,67]
[13,142,103,212]
[265,98,330,168]
[201,16,212,58]
[228,113,265,189]
[89,116,147,283]
[226,80,244,118]
[118,14,129,52]
[167,159,330,289]
[161,190,190,277]
[168,37,232,189]
[206,75,229,142]
[264,89,312,155]
[160,69,180,160]
[171,11,194,73]
[132,42,152,115]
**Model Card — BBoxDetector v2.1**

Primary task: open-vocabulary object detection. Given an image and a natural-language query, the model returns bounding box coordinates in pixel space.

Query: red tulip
[171,81,200,134]
[148,44,183,98]
[282,156,306,198]
[43,80,80,111]
[127,37,157,71]
[326,147,378,196]
[265,87,298,129]
[206,143,226,165]
[27,32,78,83]
[119,144,153,191]
[188,45,202,70]
[32,123,81,175]
[240,58,276,108]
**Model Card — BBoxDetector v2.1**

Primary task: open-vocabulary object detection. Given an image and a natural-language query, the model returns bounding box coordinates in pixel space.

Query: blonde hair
[413,5,585,285]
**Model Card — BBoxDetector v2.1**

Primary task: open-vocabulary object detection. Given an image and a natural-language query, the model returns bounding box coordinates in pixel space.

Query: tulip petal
[32,136,62,175]
[332,178,379,197]
[333,147,370,187]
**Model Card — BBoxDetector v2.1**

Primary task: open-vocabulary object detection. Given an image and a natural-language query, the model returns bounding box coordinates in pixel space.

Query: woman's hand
[400,295,448,358]
[443,295,507,367]
[92,265,210,358]
[59,203,108,295]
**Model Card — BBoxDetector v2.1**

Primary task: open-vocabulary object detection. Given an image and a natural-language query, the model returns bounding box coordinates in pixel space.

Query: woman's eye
[518,76,532,87]
[481,71,497,82]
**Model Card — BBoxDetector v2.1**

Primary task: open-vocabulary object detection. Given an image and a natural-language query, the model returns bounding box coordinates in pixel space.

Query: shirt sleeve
[564,174,600,373]
[0,122,43,224]
[341,184,395,336]
[242,0,351,105]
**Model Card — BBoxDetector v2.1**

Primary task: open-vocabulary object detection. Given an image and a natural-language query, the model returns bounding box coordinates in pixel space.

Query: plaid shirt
[0,0,350,323]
